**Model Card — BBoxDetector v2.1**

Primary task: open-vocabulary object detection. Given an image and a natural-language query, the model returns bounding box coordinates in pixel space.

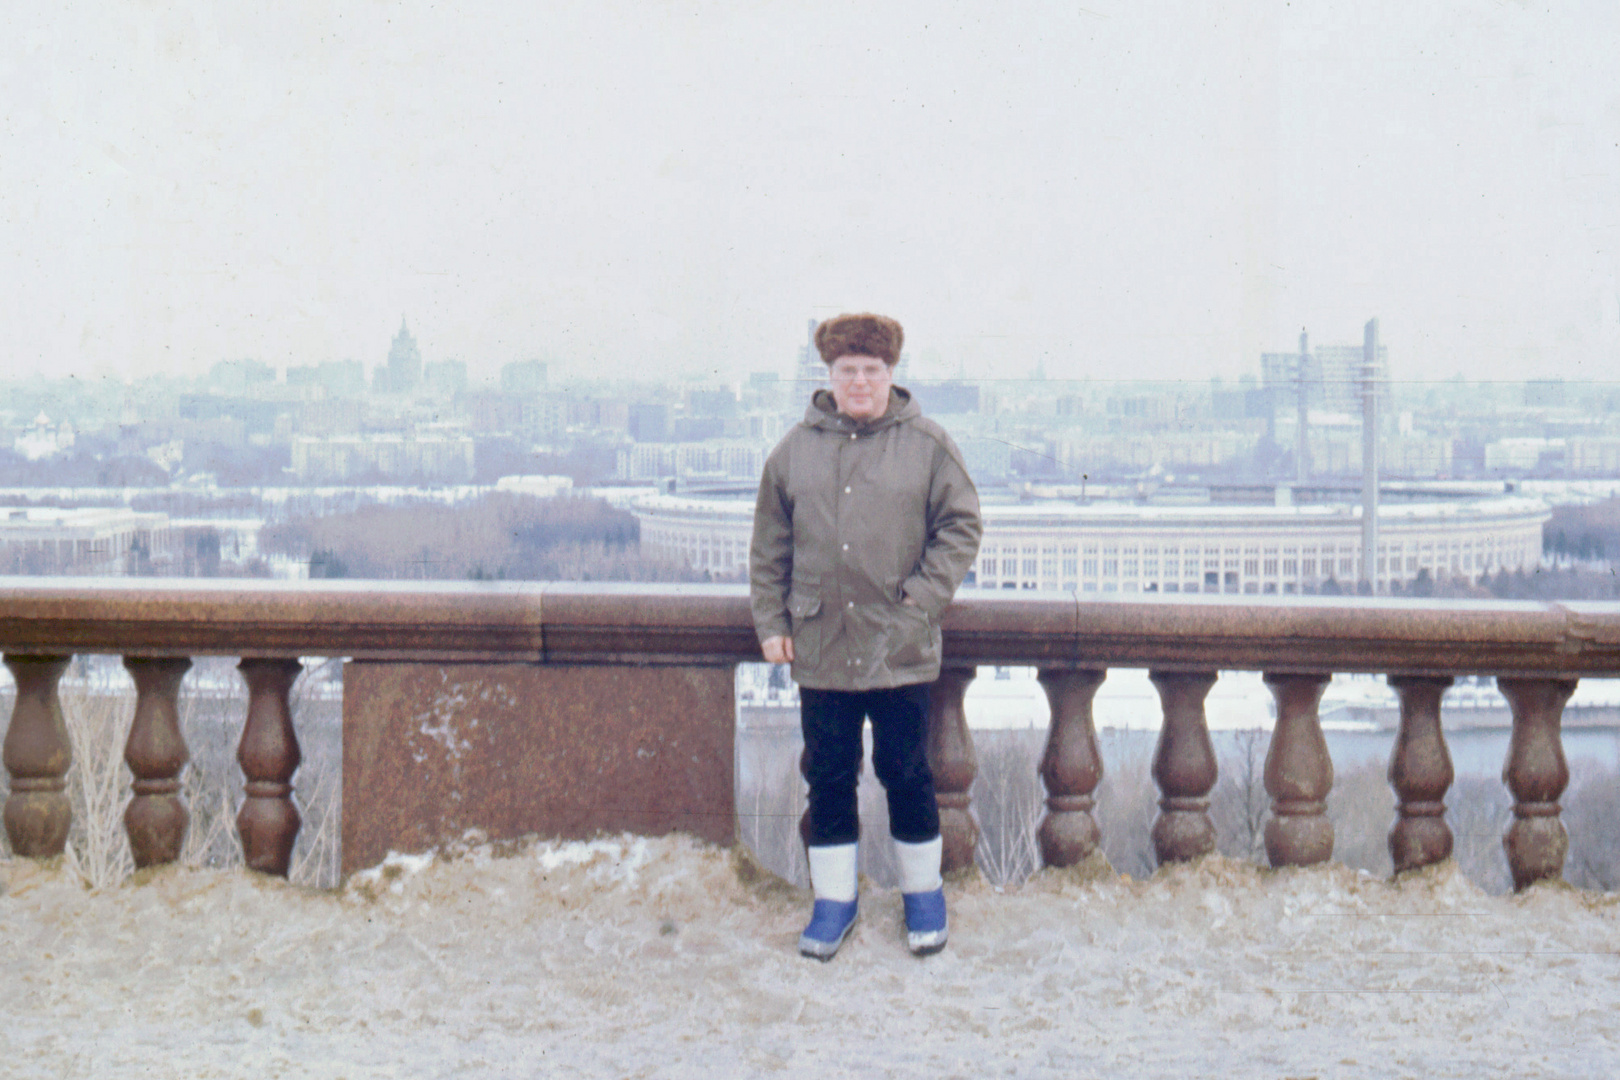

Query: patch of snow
[2,836,1618,1077]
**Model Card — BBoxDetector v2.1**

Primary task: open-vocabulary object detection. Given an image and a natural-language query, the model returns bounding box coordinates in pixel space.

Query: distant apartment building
[291,432,475,483]
[628,403,670,443]
[633,493,1549,594]
[423,359,468,396]
[1524,379,1567,408]
[454,391,547,438]
[1484,438,1563,472]
[501,359,548,396]
[466,392,527,435]
[0,507,172,574]
[1306,431,1360,475]
[959,436,1013,483]
[559,395,629,432]
[909,382,981,416]
[1382,435,1455,478]
[1262,338,1387,414]
[1055,432,1246,473]
[208,358,276,394]
[615,440,767,481]
[298,398,364,436]
[286,359,366,397]
[1568,437,1620,474]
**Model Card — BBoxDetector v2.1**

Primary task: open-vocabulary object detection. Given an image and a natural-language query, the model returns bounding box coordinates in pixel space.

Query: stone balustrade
[2,578,1619,890]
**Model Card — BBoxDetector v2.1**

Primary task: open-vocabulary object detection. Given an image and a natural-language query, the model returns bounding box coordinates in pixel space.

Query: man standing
[750,313,981,960]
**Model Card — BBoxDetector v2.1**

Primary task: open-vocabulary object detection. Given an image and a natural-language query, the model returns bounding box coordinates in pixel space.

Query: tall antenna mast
[1360,318,1380,594]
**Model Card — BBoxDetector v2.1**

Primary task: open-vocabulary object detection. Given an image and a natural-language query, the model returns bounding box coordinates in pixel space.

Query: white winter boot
[894,835,947,956]
[799,842,859,960]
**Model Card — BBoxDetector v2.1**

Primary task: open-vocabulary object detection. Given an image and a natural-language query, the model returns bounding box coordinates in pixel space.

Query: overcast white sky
[3,0,1617,388]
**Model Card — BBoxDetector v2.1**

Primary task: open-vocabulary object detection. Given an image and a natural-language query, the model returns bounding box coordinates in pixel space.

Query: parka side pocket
[787,589,823,672]
[885,601,936,673]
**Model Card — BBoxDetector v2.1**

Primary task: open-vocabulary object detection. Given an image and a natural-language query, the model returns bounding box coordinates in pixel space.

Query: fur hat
[814,313,904,366]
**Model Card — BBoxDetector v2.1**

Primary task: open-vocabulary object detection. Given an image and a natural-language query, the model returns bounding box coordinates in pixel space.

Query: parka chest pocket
[787,588,824,671]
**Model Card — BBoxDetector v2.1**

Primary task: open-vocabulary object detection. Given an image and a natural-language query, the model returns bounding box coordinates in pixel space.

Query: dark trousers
[800,684,941,846]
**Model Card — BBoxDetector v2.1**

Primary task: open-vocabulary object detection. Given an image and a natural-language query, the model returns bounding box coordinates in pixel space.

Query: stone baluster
[1148,671,1220,864]
[1035,668,1107,868]
[796,742,813,850]
[1386,675,1454,874]
[236,658,304,877]
[1263,673,1334,867]
[2,655,74,858]
[927,666,980,874]
[1498,677,1577,891]
[123,657,193,868]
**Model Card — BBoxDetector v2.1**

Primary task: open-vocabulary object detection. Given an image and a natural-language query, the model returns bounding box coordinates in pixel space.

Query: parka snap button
[844,486,851,493]
[842,543,849,551]
[846,601,854,608]
[850,433,856,440]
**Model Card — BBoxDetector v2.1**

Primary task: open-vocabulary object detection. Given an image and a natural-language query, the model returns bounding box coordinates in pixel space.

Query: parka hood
[805,386,918,434]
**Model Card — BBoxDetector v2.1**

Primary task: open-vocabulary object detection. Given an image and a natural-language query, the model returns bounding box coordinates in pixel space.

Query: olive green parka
[749,386,982,690]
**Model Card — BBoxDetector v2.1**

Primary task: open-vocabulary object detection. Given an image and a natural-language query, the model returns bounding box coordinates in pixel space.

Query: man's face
[828,354,893,421]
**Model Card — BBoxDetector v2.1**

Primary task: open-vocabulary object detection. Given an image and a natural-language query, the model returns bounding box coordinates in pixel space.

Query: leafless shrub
[61,674,137,889]
[1094,732,1158,879]
[1325,758,1397,877]
[1566,761,1620,892]
[1446,775,1514,895]
[971,730,1045,887]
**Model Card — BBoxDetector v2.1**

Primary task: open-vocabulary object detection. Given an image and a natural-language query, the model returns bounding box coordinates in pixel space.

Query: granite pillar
[342,661,736,874]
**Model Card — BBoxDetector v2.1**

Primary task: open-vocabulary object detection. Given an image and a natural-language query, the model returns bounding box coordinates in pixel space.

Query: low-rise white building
[632,493,1549,594]
[495,475,576,499]
[0,507,172,574]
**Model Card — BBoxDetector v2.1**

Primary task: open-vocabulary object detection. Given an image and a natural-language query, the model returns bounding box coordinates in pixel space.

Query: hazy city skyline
[5,1,1618,388]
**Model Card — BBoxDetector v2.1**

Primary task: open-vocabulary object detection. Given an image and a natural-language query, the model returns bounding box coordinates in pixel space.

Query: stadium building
[631,492,1549,595]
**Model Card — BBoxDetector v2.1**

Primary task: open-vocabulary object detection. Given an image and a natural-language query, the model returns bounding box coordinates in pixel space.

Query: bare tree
[1212,727,1269,864]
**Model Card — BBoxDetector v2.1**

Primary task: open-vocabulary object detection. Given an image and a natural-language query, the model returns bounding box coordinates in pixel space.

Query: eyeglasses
[829,362,891,383]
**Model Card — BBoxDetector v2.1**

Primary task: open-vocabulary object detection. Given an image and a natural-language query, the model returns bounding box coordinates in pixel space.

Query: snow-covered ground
[3,834,1617,1078]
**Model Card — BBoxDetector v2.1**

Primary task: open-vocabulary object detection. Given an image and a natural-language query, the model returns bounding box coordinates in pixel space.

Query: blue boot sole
[798,898,859,961]
[903,888,949,957]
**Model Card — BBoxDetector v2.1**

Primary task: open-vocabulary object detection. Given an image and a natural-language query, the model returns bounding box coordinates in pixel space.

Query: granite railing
[2,578,1619,889]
